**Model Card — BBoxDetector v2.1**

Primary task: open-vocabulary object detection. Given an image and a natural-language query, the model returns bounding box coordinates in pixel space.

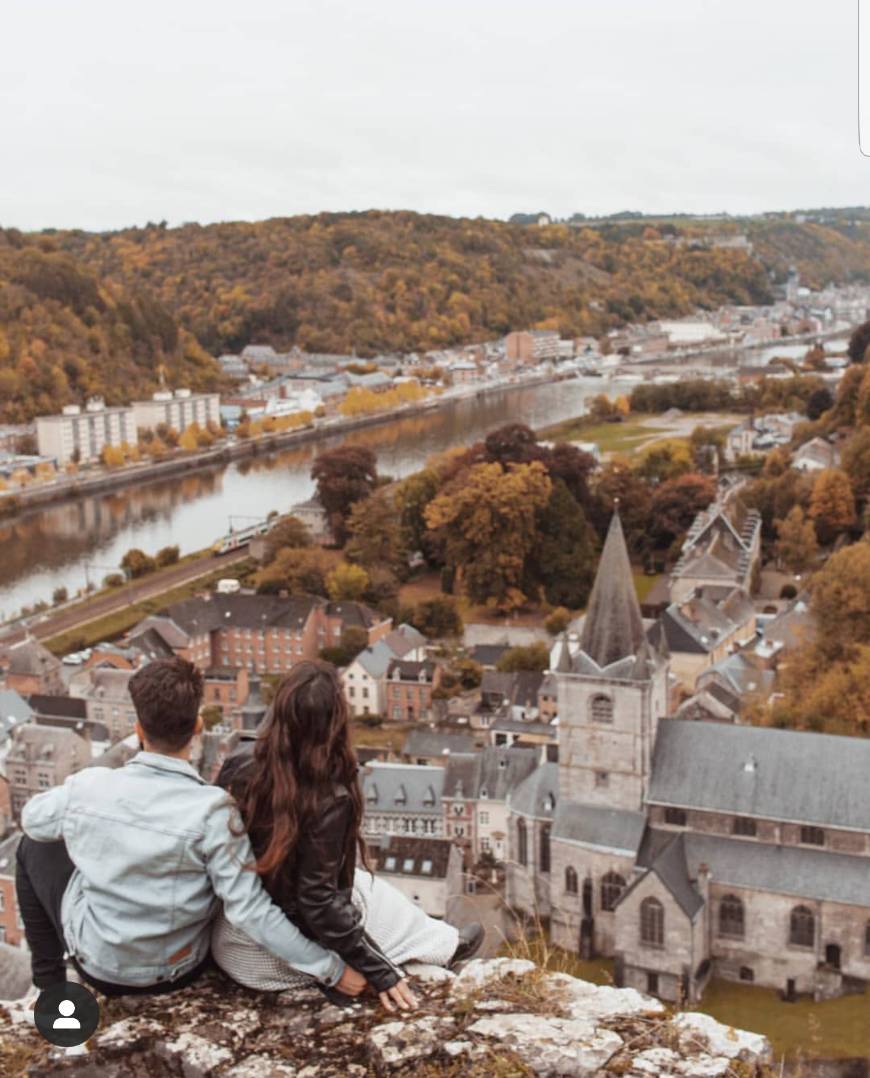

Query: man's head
[129,657,204,754]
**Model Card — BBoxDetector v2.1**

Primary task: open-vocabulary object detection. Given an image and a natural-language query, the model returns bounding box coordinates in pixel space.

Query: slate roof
[402,728,477,759]
[354,639,398,679]
[468,644,511,669]
[651,587,752,656]
[442,753,480,800]
[553,800,646,855]
[325,601,386,631]
[480,670,543,710]
[697,654,774,700]
[627,833,704,920]
[6,637,61,677]
[648,718,870,831]
[0,688,33,740]
[372,835,454,879]
[128,626,177,659]
[578,511,646,667]
[387,659,438,684]
[361,762,445,815]
[508,762,559,819]
[761,598,816,650]
[83,668,134,700]
[28,694,88,720]
[683,831,870,907]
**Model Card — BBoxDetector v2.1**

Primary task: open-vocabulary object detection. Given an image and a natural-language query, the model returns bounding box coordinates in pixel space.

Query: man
[15,657,366,1000]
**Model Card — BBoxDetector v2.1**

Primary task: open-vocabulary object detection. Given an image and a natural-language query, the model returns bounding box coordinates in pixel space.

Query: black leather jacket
[216,736,402,992]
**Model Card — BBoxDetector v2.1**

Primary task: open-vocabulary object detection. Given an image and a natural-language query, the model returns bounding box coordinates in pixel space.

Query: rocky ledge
[1,958,773,1077]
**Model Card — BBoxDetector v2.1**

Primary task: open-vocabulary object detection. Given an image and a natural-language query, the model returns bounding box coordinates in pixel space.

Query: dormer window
[423,785,436,807]
[480,788,488,800]
[366,784,379,805]
[544,793,556,814]
[394,784,407,806]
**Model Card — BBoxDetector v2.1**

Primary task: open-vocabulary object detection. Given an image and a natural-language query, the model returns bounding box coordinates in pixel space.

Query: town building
[6,724,90,819]
[130,594,391,676]
[288,496,333,545]
[343,625,428,718]
[504,330,560,364]
[70,667,138,742]
[361,762,445,840]
[2,638,65,697]
[35,399,137,465]
[507,508,870,1005]
[384,659,442,722]
[370,835,462,919]
[401,728,478,767]
[669,491,761,603]
[0,689,33,752]
[792,437,840,473]
[131,389,220,435]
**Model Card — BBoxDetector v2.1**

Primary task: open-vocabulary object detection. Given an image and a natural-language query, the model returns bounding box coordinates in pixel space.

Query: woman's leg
[352,869,459,968]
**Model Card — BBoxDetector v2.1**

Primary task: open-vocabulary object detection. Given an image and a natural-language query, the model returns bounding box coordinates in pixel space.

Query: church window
[864,923,870,956]
[665,807,687,826]
[517,819,528,867]
[718,895,745,939]
[640,897,664,947]
[739,966,754,982]
[601,872,626,911]
[789,906,815,948]
[540,825,551,873]
[800,826,825,847]
[565,866,578,895]
[590,694,613,723]
[733,817,757,837]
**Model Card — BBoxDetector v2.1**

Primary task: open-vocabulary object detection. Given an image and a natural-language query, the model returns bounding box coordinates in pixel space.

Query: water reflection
[0,378,631,617]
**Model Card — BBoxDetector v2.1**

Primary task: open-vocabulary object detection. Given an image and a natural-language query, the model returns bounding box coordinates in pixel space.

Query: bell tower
[552,510,669,812]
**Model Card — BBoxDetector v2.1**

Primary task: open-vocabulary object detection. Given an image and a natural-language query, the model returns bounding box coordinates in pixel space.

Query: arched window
[718,895,745,939]
[865,922,870,957]
[789,905,814,948]
[540,825,551,873]
[565,866,578,895]
[517,818,528,867]
[590,694,614,723]
[640,897,664,947]
[601,872,627,912]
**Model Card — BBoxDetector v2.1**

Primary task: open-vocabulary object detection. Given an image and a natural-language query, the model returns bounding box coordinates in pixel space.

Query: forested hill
[0,230,225,424]
[4,210,870,422]
[52,211,870,358]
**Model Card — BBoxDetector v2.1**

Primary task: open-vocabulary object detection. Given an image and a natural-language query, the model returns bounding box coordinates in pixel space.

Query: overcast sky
[2,0,866,231]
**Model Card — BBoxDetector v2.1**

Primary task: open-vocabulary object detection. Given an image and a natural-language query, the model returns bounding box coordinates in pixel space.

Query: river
[0,376,638,620]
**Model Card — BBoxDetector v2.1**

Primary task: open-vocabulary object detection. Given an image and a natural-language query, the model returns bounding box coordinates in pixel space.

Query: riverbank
[0,371,564,517]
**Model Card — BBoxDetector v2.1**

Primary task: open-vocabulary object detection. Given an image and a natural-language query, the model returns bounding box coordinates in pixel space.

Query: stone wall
[1,958,774,1076]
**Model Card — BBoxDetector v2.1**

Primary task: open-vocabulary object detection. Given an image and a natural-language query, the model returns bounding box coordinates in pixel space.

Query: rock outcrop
[1,958,773,1076]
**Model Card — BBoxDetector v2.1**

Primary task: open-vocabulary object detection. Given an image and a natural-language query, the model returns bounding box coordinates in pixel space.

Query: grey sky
[2,0,865,230]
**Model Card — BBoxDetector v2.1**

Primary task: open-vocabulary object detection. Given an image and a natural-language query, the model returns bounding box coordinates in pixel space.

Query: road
[0,548,249,655]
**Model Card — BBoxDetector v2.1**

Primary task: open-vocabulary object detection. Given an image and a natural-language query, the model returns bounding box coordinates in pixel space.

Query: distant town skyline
[2,0,865,231]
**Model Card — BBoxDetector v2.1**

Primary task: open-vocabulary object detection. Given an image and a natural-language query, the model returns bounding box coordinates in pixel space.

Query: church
[506,511,870,1004]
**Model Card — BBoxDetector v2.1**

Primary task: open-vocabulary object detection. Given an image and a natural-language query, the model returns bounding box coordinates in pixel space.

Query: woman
[212,660,482,1011]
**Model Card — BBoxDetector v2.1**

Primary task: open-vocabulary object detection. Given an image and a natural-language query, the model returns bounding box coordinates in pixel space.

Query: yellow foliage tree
[808,468,856,544]
[326,561,370,601]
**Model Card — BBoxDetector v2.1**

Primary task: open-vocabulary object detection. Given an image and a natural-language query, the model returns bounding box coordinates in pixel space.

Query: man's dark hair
[129,658,204,751]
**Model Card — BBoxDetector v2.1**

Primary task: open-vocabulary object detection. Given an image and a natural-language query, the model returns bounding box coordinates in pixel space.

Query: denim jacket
[21,751,345,989]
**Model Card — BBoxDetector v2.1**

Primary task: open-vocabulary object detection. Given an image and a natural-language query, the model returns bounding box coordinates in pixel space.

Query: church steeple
[579,508,645,668]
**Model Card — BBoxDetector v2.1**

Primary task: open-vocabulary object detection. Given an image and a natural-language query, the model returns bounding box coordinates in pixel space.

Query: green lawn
[698,978,870,1061]
[539,417,657,454]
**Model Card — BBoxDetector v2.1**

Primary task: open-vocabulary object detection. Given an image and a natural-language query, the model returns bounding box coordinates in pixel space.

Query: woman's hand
[335,964,367,997]
[379,978,418,1013]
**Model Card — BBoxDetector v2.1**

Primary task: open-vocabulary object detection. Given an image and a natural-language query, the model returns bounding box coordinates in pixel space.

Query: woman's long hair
[237,660,366,894]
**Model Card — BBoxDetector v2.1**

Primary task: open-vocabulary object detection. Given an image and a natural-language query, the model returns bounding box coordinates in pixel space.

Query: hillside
[48,210,845,357]
[0,230,226,424]
[5,209,870,423]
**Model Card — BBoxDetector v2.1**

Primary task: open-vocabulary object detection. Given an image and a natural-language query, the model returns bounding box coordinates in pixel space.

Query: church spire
[579,507,645,668]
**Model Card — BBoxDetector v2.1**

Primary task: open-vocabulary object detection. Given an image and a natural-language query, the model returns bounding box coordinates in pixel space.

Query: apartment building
[6,724,90,819]
[36,399,136,465]
[131,389,220,435]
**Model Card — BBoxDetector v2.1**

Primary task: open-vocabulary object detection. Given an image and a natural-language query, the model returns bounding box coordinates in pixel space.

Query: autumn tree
[255,547,329,595]
[847,319,870,364]
[809,541,870,659]
[155,545,180,568]
[808,468,856,545]
[805,387,833,421]
[590,462,653,557]
[842,428,870,506]
[774,506,818,575]
[409,596,463,638]
[424,461,552,610]
[544,607,572,635]
[395,468,441,564]
[345,489,408,578]
[261,515,311,565]
[525,479,597,608]
[326,561,370,602]
[311,446,378,545]
[648,473,717,553]
[496,642,550,673]
[483,424,540,466]
[121,548,156,579]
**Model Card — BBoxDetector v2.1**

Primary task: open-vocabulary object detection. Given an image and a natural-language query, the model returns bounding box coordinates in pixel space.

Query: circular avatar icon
[34,980,101,1048]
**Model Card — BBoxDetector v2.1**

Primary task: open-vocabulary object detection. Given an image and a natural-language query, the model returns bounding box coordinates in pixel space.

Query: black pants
[15,836,209,995]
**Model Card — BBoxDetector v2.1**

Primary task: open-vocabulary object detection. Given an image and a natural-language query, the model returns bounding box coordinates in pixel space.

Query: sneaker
[449,922,485,968]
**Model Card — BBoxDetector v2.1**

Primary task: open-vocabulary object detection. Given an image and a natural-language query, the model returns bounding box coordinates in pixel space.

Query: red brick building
[384,660,442,722]
[130,594,391,676]
[0,832,22,945]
